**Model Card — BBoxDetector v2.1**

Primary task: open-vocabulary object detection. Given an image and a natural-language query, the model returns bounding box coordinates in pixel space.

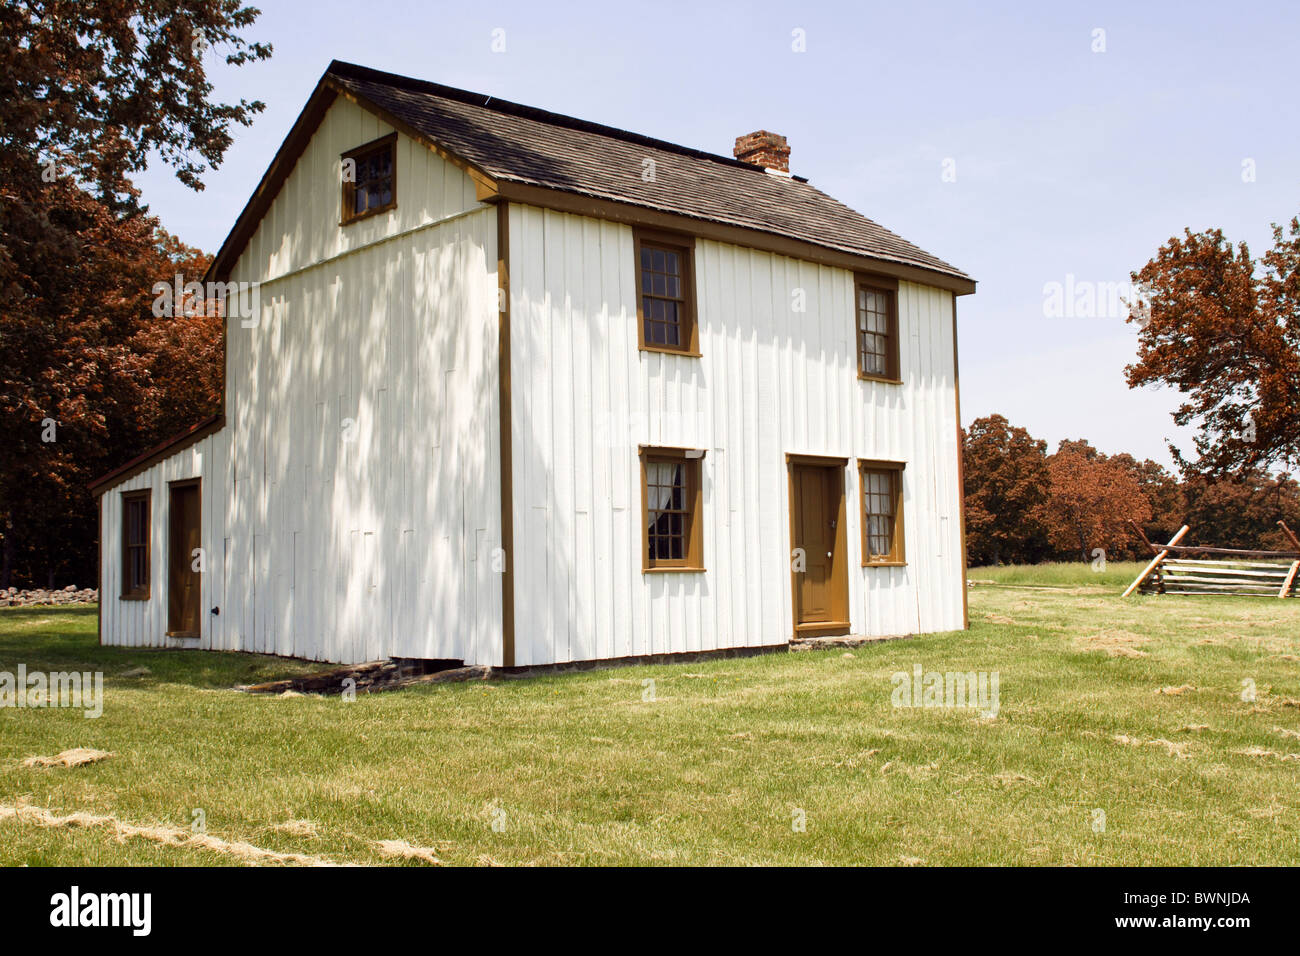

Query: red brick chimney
[733,131,790,173]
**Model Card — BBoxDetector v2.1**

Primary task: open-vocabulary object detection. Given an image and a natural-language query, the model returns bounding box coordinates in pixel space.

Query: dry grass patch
[22,748,113,769]
[0,803,333,865]
[373,839,442,865]
[1234,747,1300,762]
[269,819,319,838]
[992,771,1035,786]
[1076,629,1151,657]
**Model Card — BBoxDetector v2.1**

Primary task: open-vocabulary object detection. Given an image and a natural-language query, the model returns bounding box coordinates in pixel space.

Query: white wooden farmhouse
[91,62,976,668]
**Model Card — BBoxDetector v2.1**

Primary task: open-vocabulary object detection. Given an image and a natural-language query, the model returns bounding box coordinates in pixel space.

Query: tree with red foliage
[962,415,1053,565]
[0,182,219,586]
[0,3,267,587]
[1127,216,1300,475]
[1109,453,1184,555]
[1180,471,1300,553]
[1042,441,1151,562]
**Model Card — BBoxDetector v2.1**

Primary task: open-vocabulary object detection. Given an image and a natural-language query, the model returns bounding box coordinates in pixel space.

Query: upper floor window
[341,133,397,224]
[635,229,699,356]
[641,447,705,571]
[859,460,905,566]
[856,278,899,382]
[121,489,151,599]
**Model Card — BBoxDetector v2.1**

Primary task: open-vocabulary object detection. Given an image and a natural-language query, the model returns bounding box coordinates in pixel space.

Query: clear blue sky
[135,0,1300,470]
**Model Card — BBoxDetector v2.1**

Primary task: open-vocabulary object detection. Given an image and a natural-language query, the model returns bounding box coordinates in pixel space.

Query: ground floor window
[121,489,151,598]
[640,447,704,571]
[859,460,905,565]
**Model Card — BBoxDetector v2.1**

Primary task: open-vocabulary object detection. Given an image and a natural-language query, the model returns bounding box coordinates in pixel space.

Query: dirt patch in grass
[1077,629,1151,657]
[22,748,113,769]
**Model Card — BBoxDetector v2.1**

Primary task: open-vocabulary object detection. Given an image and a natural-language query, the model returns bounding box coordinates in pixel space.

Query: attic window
[341,133,397,224]
[634,229,699,356]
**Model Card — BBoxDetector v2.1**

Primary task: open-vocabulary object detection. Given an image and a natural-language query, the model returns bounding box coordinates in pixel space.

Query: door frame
[166,477,202,638]
[786,454,851,638]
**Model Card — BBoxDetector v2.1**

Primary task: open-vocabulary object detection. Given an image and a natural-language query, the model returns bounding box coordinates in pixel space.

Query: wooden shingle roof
[209,61,974,294]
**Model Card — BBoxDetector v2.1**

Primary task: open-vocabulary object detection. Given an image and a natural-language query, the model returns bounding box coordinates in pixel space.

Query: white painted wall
[507,204,964,666]
[98,433,224,648]
[101,97,504,665]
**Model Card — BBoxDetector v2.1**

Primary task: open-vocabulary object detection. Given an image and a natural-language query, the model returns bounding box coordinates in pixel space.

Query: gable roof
[208,61,974,294]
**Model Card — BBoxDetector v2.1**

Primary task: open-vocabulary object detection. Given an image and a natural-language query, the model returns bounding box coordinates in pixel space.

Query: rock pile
[0,586,99,608]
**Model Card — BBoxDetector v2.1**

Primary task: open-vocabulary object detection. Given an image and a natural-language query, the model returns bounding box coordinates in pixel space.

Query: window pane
[857,287,893,377]
[864,469,899,559]
[640,241,691,351]
[646,457,695,565]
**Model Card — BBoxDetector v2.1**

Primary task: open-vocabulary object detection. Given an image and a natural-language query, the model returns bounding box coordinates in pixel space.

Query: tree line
[962,414,1300,566]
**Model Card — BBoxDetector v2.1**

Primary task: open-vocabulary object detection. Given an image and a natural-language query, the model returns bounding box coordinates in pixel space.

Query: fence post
[1122,525,1190,598]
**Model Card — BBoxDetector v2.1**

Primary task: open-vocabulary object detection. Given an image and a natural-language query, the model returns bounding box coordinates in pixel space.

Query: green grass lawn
[2,565,1298,866]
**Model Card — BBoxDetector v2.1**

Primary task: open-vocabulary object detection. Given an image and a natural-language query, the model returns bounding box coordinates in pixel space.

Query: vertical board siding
[101,97,504,665]
[509,205,965,666]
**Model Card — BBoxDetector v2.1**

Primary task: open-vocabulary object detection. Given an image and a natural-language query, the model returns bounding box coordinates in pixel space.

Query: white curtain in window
[645,462,679,526]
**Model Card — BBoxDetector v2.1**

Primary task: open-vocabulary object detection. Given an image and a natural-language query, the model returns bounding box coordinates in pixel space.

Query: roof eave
[481,179,976,295]
[88,414,227,498]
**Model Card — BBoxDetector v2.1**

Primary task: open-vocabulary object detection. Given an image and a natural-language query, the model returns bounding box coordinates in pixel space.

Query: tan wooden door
[168,481,201,637]
[791,463,848,631]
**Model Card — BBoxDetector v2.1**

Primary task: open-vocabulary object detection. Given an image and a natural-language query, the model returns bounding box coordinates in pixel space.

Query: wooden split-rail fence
[1123,521,1300,599]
